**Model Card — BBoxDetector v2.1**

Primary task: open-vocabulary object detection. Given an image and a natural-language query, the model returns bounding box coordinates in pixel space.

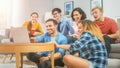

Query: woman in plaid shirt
[54,20,108,68]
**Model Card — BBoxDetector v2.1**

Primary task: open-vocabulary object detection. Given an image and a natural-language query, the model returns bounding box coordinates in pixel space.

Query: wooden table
[0,42,54,68]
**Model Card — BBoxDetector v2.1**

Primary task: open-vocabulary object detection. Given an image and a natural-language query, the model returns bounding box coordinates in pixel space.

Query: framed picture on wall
[64,1,74,16]
[90,0,103,11]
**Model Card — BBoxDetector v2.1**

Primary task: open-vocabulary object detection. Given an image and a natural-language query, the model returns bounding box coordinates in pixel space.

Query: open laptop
[10,27,30,43]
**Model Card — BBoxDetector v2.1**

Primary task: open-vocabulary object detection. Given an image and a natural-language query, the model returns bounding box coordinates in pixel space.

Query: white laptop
[10,27,30,43]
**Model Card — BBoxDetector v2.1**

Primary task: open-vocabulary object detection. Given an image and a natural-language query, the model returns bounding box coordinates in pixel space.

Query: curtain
[0,0,13,29]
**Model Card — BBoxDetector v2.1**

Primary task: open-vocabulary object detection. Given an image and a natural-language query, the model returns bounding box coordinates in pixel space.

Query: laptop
[10,27,30,43]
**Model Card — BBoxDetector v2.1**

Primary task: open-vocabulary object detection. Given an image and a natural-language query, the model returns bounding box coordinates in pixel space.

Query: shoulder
[56,33,68,44]
[23,21,29,24]
[35,22,41,25]
[43,32,50,36]
[57,33,67,40]
[58,33,66,37]
[61,17,69,22]
[82,32,93,37]
[104,17,116,23]
[22,21,29,26]
[80,32,95,40]
[36,32,50,40]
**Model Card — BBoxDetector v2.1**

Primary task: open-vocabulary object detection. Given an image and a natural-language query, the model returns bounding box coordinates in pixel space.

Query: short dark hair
[30,12,39,17]
[46,19,58,25]
[52,8,61,14]
[71,7,86,21]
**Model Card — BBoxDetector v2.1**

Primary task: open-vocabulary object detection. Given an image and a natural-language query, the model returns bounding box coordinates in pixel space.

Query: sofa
[107,44,120,68]
[0,29,120,68]
[107,18,120,68]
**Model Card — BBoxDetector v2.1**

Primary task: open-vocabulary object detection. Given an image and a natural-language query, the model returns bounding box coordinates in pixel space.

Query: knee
[63,55,72,63]
[26,53,35,60]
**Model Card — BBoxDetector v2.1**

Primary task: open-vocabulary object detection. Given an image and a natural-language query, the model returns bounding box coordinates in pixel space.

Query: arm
[35,34,44,42]
[54,52,62,60]
[22,21,28,27]
[66,20,74,34]
[55,42,70,50]
[108,30,119,39]
[60,18,74,35]
[108,19,119,39]
[36,22,44,35]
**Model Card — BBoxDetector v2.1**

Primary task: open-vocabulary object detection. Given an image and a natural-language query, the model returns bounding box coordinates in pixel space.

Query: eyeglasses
[52,12,58,15]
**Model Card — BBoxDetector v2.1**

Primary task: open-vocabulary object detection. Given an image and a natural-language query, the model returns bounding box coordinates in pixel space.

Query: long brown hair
[79,20,104,43]
[27,12,39,31]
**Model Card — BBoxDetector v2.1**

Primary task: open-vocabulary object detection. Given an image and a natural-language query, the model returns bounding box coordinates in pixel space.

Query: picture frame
[64,1,74,16]
[90,0,103,11]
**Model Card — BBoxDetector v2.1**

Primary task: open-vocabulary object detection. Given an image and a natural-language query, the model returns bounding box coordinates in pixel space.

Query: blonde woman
[54,20,108,68]
[23,12,43,37]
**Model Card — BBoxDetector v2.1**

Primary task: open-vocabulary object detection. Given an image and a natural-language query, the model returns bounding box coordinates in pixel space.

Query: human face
[45,21,57,35]
[92,8,103,21]
[52,11,61,21]
[77,23,84,36]
[73,11,82,23]
[31,14,38,22]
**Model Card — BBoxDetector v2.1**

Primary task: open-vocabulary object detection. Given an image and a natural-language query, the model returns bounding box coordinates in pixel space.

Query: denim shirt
[58,18,74,36]
[36,32,67,56]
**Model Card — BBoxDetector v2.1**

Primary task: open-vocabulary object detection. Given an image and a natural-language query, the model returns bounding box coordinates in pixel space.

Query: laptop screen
[10,27,30,43]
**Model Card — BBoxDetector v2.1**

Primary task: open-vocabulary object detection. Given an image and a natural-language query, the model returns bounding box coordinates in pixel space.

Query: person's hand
[53,41,59,48]
[39,57,49,64]
[70,34,79,39]
[30,37,37,43]
[34,32,39,36]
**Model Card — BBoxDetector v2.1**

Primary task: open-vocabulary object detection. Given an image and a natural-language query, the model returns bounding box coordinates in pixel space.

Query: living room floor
[0,54,64,68]
[0,54,36,68]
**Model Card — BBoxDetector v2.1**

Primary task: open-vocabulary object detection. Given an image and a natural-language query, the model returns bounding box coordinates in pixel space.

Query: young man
[52,8,74,36]
[27,19,67,68]
[92,6,119,43]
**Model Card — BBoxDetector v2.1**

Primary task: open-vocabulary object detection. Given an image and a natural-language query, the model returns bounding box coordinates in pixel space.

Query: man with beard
[27,19,67,68]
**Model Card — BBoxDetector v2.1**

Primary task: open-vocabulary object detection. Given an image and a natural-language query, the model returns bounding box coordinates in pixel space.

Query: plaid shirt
[70,32,108,68]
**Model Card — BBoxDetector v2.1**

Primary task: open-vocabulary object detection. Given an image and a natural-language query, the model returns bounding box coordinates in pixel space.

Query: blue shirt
[70,32,108,68]
[58,18,74,36]
[36,32,67,56]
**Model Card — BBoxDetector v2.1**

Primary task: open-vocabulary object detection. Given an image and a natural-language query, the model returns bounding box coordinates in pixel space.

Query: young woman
[22,12,43,37]
[54,20,108,68]
[71,7,86,35]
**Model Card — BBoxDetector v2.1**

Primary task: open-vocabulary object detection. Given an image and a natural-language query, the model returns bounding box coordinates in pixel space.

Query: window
[0,0,13,29]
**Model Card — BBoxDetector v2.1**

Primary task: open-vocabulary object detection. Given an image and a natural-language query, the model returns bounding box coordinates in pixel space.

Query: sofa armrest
[110,44,120,53]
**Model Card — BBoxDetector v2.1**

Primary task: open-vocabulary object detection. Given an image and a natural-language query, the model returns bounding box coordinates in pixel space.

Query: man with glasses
[52,8,74,36]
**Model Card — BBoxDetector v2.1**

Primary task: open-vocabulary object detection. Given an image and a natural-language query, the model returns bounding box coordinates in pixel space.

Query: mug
[31,28,35,35]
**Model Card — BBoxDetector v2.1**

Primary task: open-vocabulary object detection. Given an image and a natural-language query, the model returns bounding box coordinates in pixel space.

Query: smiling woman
[0,0,13,29]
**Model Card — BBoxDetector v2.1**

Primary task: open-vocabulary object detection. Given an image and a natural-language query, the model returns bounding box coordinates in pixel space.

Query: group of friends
[22,6,119,68]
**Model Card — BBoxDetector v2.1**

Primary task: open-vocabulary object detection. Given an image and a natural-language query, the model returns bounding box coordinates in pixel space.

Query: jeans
[26,53,64,68]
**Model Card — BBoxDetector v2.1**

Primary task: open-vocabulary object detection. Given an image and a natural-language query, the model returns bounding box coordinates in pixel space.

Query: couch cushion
[108,58,120,68]
[110,44,120,53]
[109,53,120,59]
